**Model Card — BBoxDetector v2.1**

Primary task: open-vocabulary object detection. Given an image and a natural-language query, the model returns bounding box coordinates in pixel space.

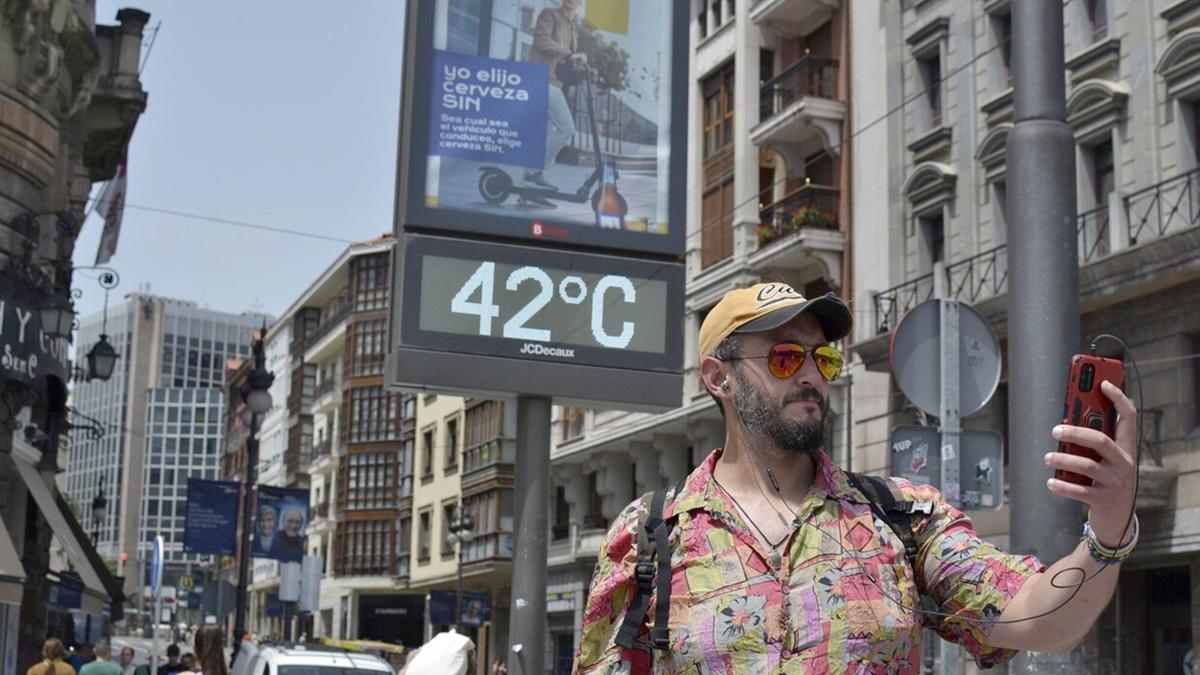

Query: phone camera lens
[1080,363,1095,392]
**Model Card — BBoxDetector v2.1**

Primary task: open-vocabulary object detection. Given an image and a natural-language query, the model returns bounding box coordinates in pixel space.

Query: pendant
[768,550,781,569]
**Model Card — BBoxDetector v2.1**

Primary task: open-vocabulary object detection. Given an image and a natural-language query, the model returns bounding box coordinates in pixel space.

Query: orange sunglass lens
[813,346,843,382]
[767,345,806,378]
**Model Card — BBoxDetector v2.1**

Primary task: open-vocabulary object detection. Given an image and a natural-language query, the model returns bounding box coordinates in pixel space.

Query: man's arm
[987,379,1138,651]
[533,10,571,60]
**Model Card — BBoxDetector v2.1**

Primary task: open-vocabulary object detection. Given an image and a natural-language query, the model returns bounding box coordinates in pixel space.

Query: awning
[12,456,108,614]
[0,515,26,605]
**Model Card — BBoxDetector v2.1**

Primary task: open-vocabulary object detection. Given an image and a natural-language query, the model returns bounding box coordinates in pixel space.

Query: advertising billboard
[252,485,309,563]
[182,479,241,556]
[397,0,688,257]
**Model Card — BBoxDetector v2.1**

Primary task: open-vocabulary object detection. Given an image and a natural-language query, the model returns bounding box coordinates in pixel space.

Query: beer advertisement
[400,0,688,257]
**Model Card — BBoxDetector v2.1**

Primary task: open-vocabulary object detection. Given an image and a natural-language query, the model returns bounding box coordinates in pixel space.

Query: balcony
[751,0,839,35]
[461,532,513,566]
[399,475,413,501]
[462,439,515,490]
[304,305,350,352]
[859,168,1200,368]
[747,184,845,280]
[750,57,844,169]
[395,555,410,581]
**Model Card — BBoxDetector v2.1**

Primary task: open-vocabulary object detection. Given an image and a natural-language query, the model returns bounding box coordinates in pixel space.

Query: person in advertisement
[251,504,278,557]
[573,283,1139,673]
[275,505,305,560]
[525,0,584,192]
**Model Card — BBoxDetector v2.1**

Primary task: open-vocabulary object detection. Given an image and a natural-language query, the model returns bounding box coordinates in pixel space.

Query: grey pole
[231,412,259,662]
[1007,0,1086,672]
[507,396,551,675]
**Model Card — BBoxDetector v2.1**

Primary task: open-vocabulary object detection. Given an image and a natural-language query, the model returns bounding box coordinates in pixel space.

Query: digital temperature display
[399,234,683,373]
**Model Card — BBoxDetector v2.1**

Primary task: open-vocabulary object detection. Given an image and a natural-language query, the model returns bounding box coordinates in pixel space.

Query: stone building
[0,3,149,668]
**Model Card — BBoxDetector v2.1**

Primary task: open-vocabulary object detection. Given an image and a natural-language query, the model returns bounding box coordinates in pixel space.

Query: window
[584,472,605,529]
[352,254,389,312]
[702,62,735,158]
[701,178,735,268]
[418,510,432,562]
[919,212,946,272]
[460,489,515,563]
[442,502,458,559]
[348,386,398,444]
[990,10,1012,87]
[351,319,387,376]
[552,486,570,540]
[1086,0,1107,42]
[445,418,459,472]
[560,407,585,442]
[397,516,412,572]
[341,451,397,511]
[917,51,943,129]
[334,519,394,576]
[422,429,435,479]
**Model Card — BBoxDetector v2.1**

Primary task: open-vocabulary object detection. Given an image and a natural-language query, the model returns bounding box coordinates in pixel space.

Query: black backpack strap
[845,472,942,622]
[844,472,933,572]
[615,482,680,651]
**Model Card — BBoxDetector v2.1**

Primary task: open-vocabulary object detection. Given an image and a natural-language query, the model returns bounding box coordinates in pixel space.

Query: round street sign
[150,535,164,593]
[889,299,1002,417]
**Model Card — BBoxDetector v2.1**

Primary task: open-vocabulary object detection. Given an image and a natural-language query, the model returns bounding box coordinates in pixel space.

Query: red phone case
[1056,354,1125,486]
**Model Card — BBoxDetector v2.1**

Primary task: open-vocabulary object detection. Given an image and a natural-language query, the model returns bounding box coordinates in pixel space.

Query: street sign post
[150,535,164,675]
[889,299,1002,510]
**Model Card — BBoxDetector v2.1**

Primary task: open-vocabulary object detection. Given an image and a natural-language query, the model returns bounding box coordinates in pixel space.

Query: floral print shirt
[573,449,1045,674]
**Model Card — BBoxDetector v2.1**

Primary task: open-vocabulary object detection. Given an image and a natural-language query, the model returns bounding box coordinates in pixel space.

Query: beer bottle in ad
[596,159,626,229]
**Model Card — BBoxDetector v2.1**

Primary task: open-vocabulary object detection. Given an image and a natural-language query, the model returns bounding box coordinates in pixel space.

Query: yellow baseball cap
[698,283,852,362]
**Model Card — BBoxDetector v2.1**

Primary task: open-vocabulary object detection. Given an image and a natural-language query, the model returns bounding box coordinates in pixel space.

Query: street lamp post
[446,505,474,633]
[232,326,274,665]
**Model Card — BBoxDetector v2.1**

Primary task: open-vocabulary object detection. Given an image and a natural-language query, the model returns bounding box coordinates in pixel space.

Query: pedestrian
[490,658,508,674]
[178,625,227,675]
[79,639,122,675]
[180,654,195,672]
[26,637,77,675]
[158,644,183,675]
[573,283,1141,673]
[118,647,136,675]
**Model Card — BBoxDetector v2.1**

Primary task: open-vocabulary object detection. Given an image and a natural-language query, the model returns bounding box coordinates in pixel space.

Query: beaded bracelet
[1081,515,1139,565]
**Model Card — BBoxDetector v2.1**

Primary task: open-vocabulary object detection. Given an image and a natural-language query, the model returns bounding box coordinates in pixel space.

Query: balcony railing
[314,501,330,520]
[1077,205,1111,264]
[305,304,349,350]
[873,273,936,335]
[759,56,839,122]
[463,439,513,475]
[944,245,1008,306]
[312,437,332,461]
[315,373,340,399]
[757,184,839,247]
[396,556,410,579]
[551,524,571,541]
[1125,167,1200,246]
[399,475,413,500]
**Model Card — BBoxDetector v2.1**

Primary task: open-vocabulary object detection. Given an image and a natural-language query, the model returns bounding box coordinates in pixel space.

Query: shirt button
[782,649,793,659]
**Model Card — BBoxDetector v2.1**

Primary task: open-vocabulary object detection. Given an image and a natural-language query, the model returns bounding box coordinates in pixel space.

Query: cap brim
[734,295,852,342]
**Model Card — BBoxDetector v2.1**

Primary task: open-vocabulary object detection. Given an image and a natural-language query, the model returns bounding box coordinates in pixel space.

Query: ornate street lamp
[85,335,118,381]
[39,294,76,340]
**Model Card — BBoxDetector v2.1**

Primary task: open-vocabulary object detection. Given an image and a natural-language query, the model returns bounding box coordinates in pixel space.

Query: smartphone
[1056,354,1125,486]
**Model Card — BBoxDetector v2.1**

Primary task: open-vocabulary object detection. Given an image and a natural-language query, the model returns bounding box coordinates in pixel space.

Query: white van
[231,641,395,675]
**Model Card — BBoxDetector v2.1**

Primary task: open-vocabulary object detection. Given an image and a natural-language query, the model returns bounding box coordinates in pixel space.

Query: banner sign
[398,0,688,257]
[253,485,309,562]
[183,479,241,556]
[429,589,490,628]
[0,297,70,385]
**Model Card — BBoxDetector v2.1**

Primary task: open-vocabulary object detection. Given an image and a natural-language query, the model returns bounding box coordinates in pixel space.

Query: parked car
[231,641,395,675]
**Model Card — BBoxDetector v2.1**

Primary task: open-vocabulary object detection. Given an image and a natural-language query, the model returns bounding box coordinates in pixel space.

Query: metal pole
[1008,0,1084,672]
[456,538,464,633]
[506,396,550,675]
[231,412,259,663]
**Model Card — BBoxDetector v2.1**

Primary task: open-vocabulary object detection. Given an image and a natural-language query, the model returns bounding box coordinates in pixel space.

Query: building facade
[67,294,264,623]
[849,0,1200,672]
[0,3,150,666]
[544,1,855,671]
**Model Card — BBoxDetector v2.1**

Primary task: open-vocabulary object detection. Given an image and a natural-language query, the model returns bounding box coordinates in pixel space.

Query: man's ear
[699,356,730,398]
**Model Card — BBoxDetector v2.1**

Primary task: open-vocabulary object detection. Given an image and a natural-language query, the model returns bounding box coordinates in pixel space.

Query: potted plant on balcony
[756,205,837,247]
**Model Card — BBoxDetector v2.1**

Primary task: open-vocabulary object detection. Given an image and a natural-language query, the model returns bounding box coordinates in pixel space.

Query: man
[118,647,136,675]
[526,0,586,191]
[79,639,121,675]
[573,283,1139,673]
[179,654,194,672]
[158,644,183,675]
[253,505,278,556]
[275,506,305,560]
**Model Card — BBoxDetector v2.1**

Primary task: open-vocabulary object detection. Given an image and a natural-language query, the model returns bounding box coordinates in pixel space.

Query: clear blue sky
[71,1,407,323]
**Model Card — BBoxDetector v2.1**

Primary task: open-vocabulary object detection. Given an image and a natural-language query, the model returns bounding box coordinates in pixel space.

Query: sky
[71,1,408,324]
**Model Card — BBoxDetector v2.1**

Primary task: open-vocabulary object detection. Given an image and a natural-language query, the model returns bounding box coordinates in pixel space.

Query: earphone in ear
[719,381,730,391]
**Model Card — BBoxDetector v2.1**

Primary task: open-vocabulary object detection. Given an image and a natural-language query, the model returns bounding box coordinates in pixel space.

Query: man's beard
[731,367,828,457]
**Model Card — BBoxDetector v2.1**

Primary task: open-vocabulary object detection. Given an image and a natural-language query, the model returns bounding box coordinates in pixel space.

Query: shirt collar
[667,447,870,518]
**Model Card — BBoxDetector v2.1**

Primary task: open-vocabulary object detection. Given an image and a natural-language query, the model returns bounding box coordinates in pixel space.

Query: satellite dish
[889,299,1001,417]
